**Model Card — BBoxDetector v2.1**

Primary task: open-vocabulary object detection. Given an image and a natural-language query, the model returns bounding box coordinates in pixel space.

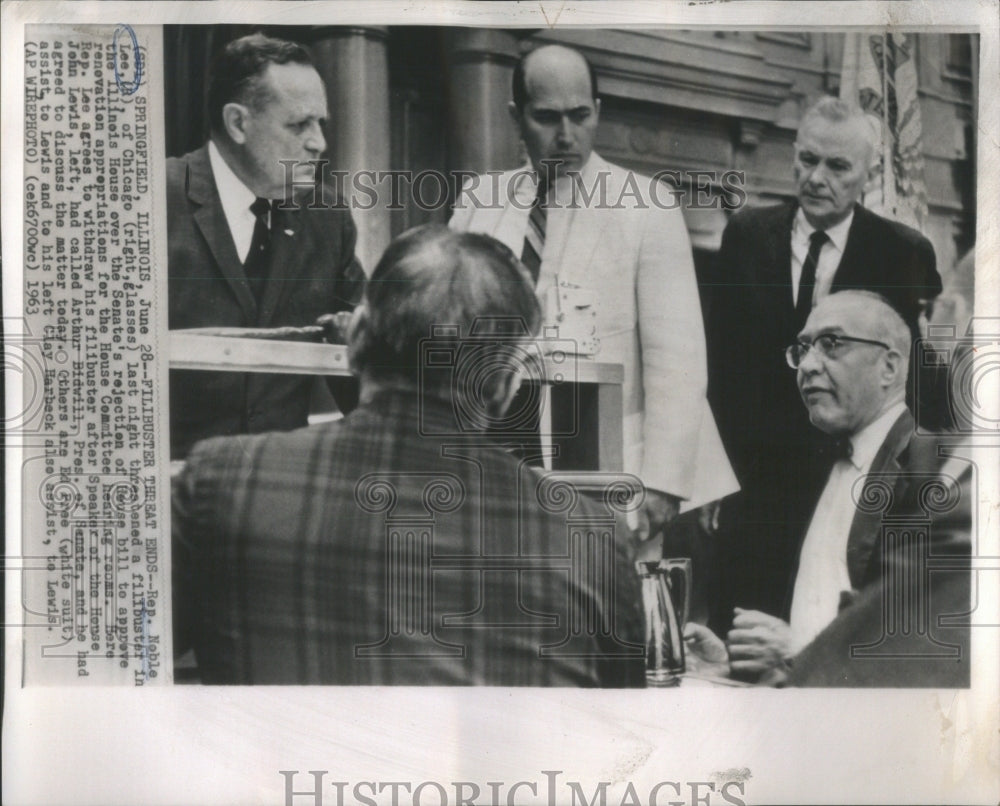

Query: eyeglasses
[785,333,891,368]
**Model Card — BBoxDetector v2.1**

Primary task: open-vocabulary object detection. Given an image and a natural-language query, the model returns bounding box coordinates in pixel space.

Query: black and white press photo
[3,3,998,805]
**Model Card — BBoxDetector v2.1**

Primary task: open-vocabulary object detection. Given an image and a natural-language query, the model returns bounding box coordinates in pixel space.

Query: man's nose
[305,123,326,155]
[804,163,828,188]
[556,115,573,144]
[797,342,824,374]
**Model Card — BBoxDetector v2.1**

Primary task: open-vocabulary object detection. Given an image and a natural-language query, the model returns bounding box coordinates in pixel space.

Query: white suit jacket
[449,154,737,507]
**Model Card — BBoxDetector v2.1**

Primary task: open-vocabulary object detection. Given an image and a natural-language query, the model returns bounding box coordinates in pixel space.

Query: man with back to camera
[172,224,646,686]
[167,33,363,459]
[688,290,970,686]
[707,97,944,632]
[450,43,737,546]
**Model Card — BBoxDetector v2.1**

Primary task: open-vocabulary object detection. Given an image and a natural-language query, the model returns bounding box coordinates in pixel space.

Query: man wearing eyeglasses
[712,290,967,682]
[705,97,943,632]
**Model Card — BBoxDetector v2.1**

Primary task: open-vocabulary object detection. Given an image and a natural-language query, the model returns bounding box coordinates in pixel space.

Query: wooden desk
[168,332,625,471]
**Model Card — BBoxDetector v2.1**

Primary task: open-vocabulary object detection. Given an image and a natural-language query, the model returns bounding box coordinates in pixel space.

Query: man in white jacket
[450,43,736,539]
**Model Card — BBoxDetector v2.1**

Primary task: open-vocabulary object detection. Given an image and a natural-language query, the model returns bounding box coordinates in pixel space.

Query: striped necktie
[520,180,548,285]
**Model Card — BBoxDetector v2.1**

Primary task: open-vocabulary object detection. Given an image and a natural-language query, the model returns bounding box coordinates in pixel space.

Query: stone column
[446,28,522,175]
[311,27,391,274]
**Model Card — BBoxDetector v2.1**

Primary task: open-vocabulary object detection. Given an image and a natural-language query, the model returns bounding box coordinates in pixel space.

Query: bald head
[509,45,600,177]
[795,291,911,435]
[512,45,598,112]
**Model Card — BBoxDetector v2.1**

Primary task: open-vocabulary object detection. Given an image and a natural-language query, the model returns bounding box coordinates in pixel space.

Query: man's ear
[221,102,251,145]
[866,150,882,188]
[345,305,369,374]
[881,348,906,388]
[490,363,523,419]
[508,101,522,129]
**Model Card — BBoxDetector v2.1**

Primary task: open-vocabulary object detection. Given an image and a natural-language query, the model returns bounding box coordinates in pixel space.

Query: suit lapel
[550,157,623,286]
[831,203,870,291]
[489,168,536,256]
[553,198,608,287]
[845,410,915,586]
[763,202,797,312]
[187,146,258,323]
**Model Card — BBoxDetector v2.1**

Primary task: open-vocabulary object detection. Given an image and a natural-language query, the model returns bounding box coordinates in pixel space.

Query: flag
[840,32,929,229]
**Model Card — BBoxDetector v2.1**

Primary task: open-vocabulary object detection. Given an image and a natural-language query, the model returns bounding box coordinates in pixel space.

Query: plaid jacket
[173,389,645,686]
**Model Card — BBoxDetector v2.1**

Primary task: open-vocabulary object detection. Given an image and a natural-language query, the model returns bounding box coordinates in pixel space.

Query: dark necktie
[820,435,854,465]
[795,229,829,326]
[244,197,272,302]
[833,436,853,463]
[520,181,548,285]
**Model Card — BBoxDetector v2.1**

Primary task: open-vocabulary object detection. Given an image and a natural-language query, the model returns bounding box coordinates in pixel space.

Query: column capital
[447,27,520,64]
[307,26,389,44]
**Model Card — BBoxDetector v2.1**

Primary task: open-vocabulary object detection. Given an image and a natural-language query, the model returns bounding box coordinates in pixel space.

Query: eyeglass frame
[785,333,893,369]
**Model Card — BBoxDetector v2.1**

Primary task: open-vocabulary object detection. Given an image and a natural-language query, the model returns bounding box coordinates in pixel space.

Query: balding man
[727,291,966,682]
[167,34,363,459]
[707,98,942,631]
[172,225,645,686]
[450,43,736,543]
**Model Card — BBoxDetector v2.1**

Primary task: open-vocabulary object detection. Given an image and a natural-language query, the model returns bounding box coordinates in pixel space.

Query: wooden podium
[169,331,625,471]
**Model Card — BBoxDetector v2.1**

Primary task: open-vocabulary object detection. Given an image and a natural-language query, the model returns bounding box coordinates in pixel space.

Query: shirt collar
[208,139,257,219]
[515,152,603,207]
[848,400,909,471]
[794,206,854,254]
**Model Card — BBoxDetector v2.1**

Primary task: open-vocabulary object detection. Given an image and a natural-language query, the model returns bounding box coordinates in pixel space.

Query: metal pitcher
[636,558,692,686]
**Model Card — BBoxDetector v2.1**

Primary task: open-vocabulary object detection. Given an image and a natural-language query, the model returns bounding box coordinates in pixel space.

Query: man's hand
[635,489,681,542]
[698,500,721,534]
[683,622,730,677]
[315,311,354,344]
[726,608,793,684]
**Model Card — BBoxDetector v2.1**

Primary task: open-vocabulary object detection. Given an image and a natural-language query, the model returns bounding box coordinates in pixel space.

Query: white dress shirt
[790,207,854,307]
[788,400,908,652]
[448,154,739,508]
[498,155,609,304]
[207,140,260,263]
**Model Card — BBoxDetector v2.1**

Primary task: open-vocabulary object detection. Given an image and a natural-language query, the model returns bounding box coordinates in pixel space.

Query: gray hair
[799,96,881,163]
[349,225,542,405]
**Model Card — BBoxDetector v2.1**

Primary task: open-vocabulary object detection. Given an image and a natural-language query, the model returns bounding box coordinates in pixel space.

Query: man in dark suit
[168,34,363,459]
[786,561,971,688]
[172,225,646,686]
[710,291,969,684]
[707,97,943,630]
